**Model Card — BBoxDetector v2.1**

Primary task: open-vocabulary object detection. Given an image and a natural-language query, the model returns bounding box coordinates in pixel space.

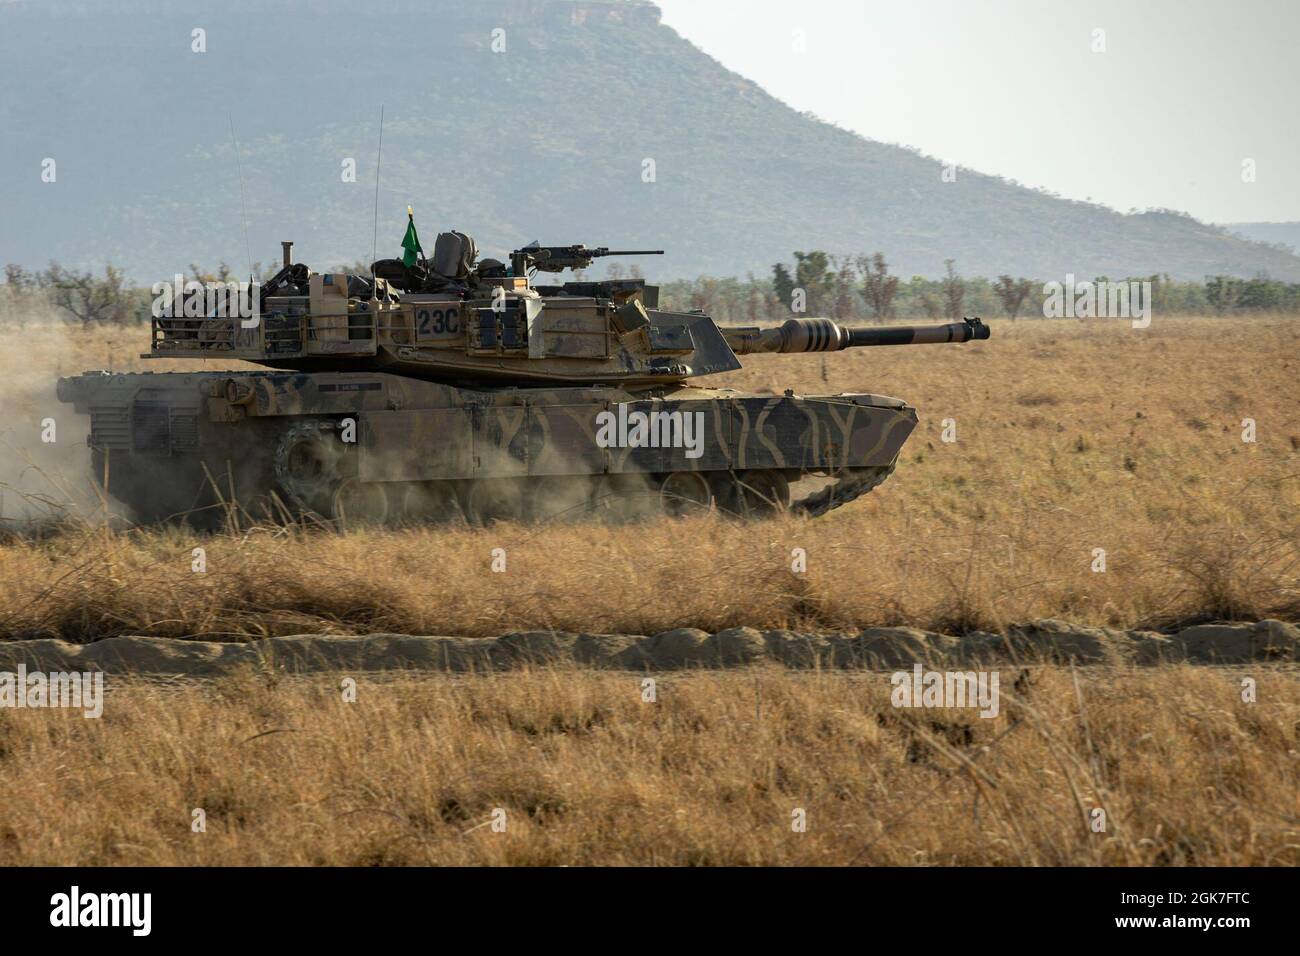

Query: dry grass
[0,315,1296,641]
[0,665,1295,865]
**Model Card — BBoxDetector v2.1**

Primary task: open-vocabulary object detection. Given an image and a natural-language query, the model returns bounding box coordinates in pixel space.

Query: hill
[2,0,1299,282]
[1222,222,1300,256]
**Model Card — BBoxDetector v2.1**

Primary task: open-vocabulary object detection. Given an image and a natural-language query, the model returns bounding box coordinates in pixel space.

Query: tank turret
[145,235,987,388]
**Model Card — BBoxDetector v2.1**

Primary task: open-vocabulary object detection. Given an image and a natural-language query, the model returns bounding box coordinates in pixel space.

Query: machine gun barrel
[510,245,664,274]
[723,317,990,354]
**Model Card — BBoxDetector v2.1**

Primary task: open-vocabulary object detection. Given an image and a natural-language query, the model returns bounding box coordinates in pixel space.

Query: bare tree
[2,264,40,327]
[942,259,965,319]
[993,274,1034,320]
[39,262,131,326]
[858,252,899,323]
[832,256,857,321]
[4,264,36,291]
[189,261,234,283]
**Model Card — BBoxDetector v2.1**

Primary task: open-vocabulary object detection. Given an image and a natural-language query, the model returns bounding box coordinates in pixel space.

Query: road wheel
[659,471,714,518]
[274,422,344,516]
[592,473,660,523]
[527,476,600,523]
[398,481,462,524]
[465,478,527,526]
[331,478,390,528]
[735,469,790,517]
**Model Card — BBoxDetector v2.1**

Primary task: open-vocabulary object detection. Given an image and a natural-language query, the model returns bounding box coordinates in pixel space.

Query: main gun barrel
[723,317,989,354]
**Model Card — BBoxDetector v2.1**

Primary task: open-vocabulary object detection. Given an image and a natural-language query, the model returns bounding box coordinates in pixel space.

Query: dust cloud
[0,294,130,524]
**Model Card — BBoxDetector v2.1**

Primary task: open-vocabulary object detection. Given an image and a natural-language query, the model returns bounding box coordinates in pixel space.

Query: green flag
[401,206,422,267]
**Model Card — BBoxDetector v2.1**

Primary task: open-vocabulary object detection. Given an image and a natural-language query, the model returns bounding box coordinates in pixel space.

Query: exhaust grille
[169,412,199,452]
[131,402,170,455]
[88,405,130,451]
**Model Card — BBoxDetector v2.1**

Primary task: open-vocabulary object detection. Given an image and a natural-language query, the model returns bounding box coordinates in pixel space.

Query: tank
[55,234,990,526]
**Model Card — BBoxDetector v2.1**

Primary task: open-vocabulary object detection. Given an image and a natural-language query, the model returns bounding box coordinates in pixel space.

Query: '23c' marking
[417,307,460,336]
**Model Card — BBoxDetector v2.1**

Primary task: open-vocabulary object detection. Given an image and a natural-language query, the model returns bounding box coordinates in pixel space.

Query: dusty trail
[2,619,1296,676]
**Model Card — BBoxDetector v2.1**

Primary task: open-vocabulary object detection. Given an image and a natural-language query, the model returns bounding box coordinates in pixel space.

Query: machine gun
[510,244,663,275]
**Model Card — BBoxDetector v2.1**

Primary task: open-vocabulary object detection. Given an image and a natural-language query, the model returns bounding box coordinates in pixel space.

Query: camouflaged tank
[56,235,990,526]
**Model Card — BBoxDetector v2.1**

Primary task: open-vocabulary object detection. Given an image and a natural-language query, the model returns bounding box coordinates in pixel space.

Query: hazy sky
[654,0,1299,224]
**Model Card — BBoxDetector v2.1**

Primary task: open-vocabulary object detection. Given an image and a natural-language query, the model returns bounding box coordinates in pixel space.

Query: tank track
[790,464,896,519]
[266,415,895,523]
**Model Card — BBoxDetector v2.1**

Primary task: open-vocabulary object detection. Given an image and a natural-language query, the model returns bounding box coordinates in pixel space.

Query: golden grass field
[0,666,1295,866]
[0,313,1296,866]
[0,314,1295,640]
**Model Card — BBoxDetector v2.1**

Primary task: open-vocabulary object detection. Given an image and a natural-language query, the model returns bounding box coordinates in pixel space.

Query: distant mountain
[3,0,1300,282]
[1221,222,1300,257]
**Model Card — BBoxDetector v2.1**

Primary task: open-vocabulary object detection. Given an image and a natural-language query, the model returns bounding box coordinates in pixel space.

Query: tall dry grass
[0,315,1296,640]
[0,665,1294,865]
[0,314,1296,868]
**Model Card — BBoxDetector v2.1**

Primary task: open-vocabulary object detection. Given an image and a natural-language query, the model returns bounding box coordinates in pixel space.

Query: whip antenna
[371,104,385,276]
[228,112,254,279]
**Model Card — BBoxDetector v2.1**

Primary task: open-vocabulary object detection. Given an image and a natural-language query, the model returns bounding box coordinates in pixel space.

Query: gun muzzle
[846,317,990,347]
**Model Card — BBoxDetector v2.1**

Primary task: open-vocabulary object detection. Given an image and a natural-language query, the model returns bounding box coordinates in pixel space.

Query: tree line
[655,253,1300,324]
[3,255,1300,327]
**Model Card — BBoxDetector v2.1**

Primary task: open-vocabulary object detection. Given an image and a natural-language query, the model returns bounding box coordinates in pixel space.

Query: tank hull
[56,370,917,525]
